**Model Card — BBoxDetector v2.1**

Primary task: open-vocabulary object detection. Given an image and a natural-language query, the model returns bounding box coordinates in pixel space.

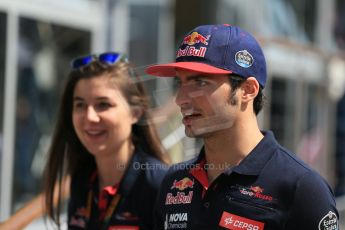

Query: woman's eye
[96,102,111,110]
[73,102,85,109]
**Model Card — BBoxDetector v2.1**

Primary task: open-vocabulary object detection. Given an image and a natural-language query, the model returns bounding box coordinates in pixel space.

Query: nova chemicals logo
[164,213,188,229]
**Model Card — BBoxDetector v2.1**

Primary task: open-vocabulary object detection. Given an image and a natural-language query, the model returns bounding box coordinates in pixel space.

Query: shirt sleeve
[153,193,165,230]
[137,161,169,230]
[285,170,339,230]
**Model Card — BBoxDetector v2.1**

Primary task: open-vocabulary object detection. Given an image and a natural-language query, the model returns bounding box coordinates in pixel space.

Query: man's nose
[175,85,191,107]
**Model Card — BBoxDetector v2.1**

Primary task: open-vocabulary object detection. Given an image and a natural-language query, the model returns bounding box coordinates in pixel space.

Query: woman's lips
[85,130,107,140]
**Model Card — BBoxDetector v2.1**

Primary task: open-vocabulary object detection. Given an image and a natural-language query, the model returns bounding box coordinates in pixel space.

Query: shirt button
[204,202,210,208]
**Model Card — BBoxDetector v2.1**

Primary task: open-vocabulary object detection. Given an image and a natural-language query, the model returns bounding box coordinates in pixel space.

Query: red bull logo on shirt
[165,191,193,205]
[166,178,194,205]
[171,177,194,191]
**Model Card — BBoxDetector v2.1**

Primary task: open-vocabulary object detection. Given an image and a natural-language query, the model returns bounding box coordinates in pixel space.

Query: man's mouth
[182,111,202,125]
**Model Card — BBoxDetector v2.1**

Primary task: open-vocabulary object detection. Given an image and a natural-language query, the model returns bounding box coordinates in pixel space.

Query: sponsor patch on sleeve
[318,211,338,230]
[219,211,265,230]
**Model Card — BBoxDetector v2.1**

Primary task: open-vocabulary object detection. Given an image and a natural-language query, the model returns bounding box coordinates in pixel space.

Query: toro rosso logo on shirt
[239,185,273,201]
[318,211,338,230]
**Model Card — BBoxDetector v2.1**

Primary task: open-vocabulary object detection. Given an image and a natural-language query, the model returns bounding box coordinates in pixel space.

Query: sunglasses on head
[71,52,128,69]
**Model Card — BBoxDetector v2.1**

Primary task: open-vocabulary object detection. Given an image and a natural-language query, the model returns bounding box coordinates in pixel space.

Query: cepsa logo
[219,211,265,230]
[171,177,194,191]
[182,32,210,46]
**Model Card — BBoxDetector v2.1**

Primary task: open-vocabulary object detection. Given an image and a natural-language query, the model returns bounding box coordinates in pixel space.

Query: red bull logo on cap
[171,177,194,191]
[182,32,210,46]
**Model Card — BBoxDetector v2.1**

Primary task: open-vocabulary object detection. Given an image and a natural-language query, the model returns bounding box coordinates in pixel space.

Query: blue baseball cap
[145,24,267,88]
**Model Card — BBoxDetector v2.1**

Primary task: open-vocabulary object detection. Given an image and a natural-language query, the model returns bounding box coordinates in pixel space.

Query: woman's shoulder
[133,150,170,188]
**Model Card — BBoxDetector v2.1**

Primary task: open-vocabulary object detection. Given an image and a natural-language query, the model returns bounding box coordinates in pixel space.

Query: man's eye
[174,78,181,88]
[195,79,208,86]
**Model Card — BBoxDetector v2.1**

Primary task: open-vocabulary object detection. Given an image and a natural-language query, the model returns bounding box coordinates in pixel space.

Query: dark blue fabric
[154,131,339,230]
[68,148,169,230]
[176,24,267,88]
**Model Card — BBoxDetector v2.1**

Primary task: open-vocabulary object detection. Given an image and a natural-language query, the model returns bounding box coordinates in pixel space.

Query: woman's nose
[86,106,100,122]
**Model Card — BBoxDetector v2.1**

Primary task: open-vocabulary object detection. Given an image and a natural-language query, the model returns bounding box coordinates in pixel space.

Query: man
[146,24,339,230]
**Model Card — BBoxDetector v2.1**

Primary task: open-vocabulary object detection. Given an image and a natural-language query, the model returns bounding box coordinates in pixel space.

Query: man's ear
[241,77,260,102]
[131,106,144,124]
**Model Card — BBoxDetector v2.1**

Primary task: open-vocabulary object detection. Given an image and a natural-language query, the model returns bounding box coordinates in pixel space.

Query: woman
[43,52,169,230]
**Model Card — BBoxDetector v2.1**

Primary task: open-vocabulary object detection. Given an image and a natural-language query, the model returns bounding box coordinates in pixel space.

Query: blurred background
[0,0,345,228]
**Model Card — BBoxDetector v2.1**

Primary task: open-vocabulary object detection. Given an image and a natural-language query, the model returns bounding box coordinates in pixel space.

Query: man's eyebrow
[187,75,205,81]
[174,74,207,82]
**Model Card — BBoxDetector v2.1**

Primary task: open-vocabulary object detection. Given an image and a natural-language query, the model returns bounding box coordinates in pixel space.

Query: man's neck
[203,123,264,183]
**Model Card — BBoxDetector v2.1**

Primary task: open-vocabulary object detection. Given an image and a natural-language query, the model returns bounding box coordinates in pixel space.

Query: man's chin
[185,123,231,137]
[185,126,210,138]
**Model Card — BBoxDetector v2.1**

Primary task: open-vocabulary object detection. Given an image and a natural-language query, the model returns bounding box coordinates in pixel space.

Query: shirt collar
[230,131,279,176]
[88,147,145,196]
[190,131,279,176]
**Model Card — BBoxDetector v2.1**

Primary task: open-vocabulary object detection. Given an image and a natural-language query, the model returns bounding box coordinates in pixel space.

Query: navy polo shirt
[154,131,339,230]
[68,148,169,230]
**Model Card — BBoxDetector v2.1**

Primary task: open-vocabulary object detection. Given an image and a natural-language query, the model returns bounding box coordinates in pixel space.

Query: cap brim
[145,62,232,77]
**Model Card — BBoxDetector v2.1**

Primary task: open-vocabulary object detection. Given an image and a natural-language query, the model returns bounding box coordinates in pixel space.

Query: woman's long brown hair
[43,60,168,228]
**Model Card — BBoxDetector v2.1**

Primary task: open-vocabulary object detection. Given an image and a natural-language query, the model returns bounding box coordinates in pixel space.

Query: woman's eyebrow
[73,96,84,102]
